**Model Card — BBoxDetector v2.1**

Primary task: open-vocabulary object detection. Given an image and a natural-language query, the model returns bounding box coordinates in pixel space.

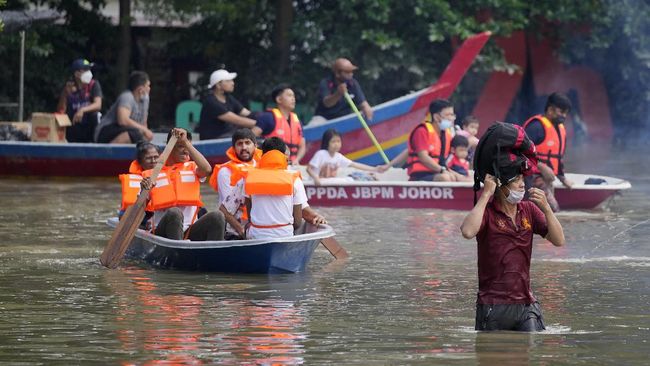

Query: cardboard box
[30,113,72,142]
[0,122,31,138]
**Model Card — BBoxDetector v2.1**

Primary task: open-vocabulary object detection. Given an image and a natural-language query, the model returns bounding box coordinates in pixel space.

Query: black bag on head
[472,122,538,204]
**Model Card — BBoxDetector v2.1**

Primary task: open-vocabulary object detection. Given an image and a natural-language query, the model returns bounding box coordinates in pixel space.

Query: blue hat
[71,58,94,71]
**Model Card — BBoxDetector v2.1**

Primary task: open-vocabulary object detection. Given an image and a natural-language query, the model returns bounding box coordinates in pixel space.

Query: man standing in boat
[523,92,573,212]
[253,84,306,165]
[141,128,226,241]
[213,129,327,239]
[460,165,565,331]
[309,58,374,125]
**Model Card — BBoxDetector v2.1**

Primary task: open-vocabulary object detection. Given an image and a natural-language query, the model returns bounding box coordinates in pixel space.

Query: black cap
[70,58,94,71]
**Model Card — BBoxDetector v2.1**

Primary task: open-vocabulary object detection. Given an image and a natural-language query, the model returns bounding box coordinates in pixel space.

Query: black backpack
[473,122,538,202]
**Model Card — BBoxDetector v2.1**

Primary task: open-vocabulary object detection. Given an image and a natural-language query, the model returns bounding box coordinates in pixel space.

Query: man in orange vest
[214,129,327,239]
[253,84,306,165]
[244,137,306,239]
[523,92,573,212]
[384,99,464,182]
[141,128,225,240]
[209,128,263,239]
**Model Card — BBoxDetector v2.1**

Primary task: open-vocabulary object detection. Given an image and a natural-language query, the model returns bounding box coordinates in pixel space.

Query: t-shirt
[447,154,469,176]
[523,119,546,146]
[308,149,352,178]
[217,161,257,236]
[198,94,244,140]
[314,75,367,120]
[65,79,103,120]
[94,91,148,142]
[246,177,308,239]
[476,200,549,305]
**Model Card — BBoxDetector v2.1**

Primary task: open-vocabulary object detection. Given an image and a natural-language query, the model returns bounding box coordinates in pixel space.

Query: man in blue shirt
[310,58,374,124]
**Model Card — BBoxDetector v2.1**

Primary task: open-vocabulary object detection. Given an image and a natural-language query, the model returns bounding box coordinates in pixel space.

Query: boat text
[305,186,454,200]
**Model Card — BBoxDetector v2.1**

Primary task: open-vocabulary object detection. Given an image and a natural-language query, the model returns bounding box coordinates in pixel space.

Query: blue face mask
[439,119,453,130]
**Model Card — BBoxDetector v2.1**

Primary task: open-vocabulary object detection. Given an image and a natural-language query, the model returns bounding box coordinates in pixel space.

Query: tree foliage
[0,0,647,137]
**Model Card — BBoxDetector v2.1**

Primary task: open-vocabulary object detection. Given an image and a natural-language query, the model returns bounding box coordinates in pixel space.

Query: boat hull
[301,171,631,210]
[106,218,334,274]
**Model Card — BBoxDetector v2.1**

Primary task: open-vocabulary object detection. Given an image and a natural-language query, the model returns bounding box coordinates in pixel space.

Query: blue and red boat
[0,32,491,178]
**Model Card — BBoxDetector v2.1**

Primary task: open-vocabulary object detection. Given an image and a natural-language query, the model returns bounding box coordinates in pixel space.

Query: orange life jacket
[128,160,144,174]
[208,146,262,190]
[142,161,203,211]
[523,114,566,175]
[119,173,143,210]
[264,108,303,163]
[244,150,299,196]
[406,115,453,176]
[208,146,262,221]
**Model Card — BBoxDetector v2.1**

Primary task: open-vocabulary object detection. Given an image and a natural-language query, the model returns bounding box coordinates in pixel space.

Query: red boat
[298,168,631,210]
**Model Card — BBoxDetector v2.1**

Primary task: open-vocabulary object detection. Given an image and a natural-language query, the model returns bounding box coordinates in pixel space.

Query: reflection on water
[0,143,649,364]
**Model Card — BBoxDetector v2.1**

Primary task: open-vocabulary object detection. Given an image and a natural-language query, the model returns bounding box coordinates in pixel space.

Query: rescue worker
[253,84,306,165]
[141,128,225,241]
[383,99,464,182]
[460,166,565,332]
[244,137,307,239]
[523,92,573,212]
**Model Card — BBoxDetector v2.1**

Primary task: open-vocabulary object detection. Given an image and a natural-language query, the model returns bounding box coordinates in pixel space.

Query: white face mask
[505,186,525,204]
[80,70,93,84]
[140,93,150,103]
[439,119,453,130]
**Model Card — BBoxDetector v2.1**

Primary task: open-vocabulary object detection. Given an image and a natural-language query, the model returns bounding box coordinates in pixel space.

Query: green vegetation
[0,0,647,139]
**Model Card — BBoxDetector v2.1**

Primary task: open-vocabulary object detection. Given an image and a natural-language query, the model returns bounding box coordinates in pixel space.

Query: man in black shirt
[310,58,374,124]
[197,69,256,140]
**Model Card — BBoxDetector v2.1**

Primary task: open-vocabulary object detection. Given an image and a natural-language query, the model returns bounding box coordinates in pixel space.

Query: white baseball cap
[208,69,237,89]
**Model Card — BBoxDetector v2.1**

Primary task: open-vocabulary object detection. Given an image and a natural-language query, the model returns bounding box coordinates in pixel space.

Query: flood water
[0,143,649,365]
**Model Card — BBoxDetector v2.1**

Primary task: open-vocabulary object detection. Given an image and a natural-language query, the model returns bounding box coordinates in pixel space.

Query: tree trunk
[116,0,132,92]
[273,0,293,74]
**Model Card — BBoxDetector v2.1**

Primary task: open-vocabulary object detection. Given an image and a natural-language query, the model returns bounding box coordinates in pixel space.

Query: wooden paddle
[321,237,349,260]
[100,135,178,268]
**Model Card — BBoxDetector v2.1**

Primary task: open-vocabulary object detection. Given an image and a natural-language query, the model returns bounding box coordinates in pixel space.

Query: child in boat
[446,135,472,182]
[307,128,387,186]
[455,115,480,162]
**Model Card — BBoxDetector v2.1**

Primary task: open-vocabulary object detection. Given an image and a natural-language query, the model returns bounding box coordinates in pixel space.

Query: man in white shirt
[215,129,327,240]
[244,137,307,239]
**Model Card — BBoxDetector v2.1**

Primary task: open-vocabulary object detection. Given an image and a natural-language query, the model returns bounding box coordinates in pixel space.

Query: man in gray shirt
[95,71,153,144]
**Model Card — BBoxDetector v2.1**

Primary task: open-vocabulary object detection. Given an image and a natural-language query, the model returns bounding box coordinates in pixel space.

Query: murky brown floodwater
[0,142,648,365]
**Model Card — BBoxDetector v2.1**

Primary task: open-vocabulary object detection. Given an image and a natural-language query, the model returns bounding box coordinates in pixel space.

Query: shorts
[475,302,546,332]
[409,171,438,181]
[97,123,144,144]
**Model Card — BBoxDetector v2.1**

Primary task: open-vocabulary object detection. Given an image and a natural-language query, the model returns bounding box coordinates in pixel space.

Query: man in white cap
[197,69,256,140]
[310,58,374,124]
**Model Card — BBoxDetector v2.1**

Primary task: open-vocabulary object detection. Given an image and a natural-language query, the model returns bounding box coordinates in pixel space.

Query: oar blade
[100,196,147,268]
[321,237,349,260]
